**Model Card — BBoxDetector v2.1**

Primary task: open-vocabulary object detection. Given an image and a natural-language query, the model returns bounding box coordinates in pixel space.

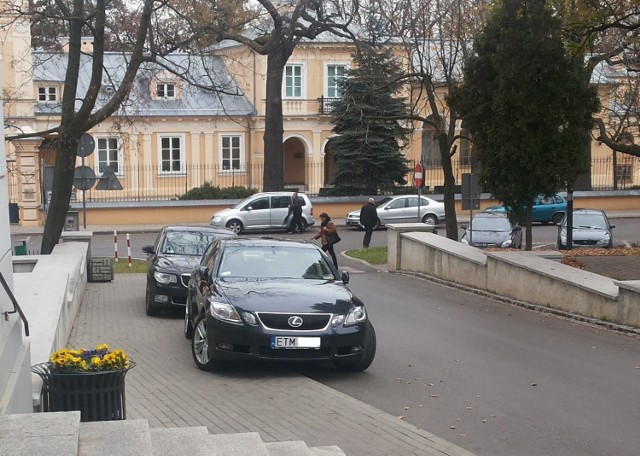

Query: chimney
[59,37,94,54]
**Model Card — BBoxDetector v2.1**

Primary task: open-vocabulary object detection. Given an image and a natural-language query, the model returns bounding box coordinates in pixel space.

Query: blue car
[484,194,567,225]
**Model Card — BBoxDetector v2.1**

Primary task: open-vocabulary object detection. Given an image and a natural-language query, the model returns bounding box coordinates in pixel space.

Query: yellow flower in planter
[50,343,131,372]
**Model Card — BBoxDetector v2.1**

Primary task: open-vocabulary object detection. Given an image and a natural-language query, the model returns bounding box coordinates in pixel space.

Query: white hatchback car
[210,192,315,234]
[346,195,445,229]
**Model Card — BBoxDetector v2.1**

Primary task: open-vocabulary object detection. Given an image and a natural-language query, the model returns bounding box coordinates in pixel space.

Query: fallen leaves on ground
[560,246,640,257]
[560,246,640,269]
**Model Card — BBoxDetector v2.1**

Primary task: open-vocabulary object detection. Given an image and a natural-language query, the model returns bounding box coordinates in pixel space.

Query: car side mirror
[198,265,209,278]
[460,224,467,230]
[246,206,253,211]
[341,270,350,284]
[142,245,155,254]
[609,224,615,229]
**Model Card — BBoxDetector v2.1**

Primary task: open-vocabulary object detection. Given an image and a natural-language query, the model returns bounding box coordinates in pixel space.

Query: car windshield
[161,231,223,255]
[573,213,607,229]
[218,246,336,280]
[472,217,511,232]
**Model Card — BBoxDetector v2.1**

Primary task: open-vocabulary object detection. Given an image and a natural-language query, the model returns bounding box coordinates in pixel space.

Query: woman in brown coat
[312,212,338,268]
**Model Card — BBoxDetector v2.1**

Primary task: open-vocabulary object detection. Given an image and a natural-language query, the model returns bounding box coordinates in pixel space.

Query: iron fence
[6,156,640,205]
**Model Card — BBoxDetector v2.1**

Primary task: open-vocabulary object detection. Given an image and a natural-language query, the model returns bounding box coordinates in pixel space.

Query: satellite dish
[73,166,97,190]
[77,133,95,157]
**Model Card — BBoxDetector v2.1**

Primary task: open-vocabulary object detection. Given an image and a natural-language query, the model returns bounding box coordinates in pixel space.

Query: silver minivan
[209,192,315,233]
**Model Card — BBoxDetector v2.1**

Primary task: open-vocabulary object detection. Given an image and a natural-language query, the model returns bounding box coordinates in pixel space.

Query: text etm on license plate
[271,336,320,349]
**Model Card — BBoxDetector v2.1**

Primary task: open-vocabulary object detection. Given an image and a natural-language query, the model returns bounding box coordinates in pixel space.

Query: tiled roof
[32,52,255,117]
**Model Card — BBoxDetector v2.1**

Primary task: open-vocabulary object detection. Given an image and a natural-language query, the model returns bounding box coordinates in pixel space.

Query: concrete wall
[388,225,640,329]
[12,240,89,407]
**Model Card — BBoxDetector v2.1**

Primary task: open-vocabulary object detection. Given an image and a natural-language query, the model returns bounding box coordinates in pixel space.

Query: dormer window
[38,86,57,102]
[157,83,175,99]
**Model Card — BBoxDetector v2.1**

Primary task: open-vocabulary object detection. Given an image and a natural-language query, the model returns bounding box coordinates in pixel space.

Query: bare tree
[553,0,640,160]
[189,0,357,191]
[379,0,489,240]
[3,0,233,254]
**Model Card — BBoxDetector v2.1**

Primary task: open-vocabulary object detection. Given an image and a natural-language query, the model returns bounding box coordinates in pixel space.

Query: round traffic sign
[414,163,424,188]
[73,166,97,190]
[77,133,95,157]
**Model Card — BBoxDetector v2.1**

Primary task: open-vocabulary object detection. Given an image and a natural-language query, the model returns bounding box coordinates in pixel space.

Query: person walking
[312,212,339,268]
[359,197,378,248]
[288,191,304,233]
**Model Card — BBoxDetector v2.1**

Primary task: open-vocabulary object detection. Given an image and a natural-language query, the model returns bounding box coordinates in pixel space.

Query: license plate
[271,336,321,349]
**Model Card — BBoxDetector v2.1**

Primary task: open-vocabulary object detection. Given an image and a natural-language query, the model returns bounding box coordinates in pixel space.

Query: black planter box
[32,362,134,422]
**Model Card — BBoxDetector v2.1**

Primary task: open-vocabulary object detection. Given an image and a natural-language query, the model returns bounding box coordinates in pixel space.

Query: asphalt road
[299,271,640,456]
[12,216,638,257]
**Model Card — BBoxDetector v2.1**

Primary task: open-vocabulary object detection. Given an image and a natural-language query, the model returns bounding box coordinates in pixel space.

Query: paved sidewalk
[67,274,475,456]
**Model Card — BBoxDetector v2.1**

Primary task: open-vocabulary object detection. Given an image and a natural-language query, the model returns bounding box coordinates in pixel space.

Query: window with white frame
[284,64,303,98]
[96,137,121,174]
[38,86,57,102]
[157,83,176,99]
[221,135,243,171]
[616,164,633,185]
[327,65,347,98]
[159,136,183,173]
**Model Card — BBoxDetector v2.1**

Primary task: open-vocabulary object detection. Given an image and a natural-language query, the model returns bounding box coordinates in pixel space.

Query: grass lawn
[107,258,147,274]
[344,247,388,265]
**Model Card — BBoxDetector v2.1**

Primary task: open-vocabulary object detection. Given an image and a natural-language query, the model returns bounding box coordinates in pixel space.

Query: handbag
[327,233,341,245]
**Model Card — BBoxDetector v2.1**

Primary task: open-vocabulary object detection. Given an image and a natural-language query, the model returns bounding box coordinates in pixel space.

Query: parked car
[345,195,445,229]
[557,208,614,249]
[184,237,376,372]
[209,192,314,234]
[460,212,522,249]
[484,194,567,225]
[142,226,236,316]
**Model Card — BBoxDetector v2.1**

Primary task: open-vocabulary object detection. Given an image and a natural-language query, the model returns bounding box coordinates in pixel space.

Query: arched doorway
[283,137,307,191]
[323,138,338,187]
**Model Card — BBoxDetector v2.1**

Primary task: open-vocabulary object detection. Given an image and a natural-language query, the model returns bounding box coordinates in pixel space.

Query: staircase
[0,411,346,456]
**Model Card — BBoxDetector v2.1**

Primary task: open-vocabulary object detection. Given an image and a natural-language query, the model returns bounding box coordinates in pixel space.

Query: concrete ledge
[13,241,89,408]
[389,225,640,329]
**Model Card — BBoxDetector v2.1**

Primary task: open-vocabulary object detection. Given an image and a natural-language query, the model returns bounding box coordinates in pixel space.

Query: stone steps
[0,411,346,456]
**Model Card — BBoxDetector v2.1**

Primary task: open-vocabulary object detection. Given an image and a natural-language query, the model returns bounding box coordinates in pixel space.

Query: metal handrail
[0,271,29,337]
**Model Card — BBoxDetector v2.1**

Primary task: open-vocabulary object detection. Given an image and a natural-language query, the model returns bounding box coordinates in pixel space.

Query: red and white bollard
[114,230,118,262]
[127,233,132,268]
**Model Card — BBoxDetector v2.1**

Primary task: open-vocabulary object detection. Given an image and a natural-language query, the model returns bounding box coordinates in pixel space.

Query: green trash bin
[14,240,27,255]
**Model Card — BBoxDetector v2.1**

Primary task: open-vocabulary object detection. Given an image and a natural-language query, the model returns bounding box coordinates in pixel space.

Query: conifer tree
[449,0,599,249]
[329,38,411,195]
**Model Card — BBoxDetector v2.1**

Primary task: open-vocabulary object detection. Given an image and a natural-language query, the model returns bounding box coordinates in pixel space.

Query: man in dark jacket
[359,198,378,248]
[288,192,305,233]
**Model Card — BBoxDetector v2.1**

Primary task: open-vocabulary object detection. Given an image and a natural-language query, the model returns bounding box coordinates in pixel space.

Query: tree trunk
[440,136,459,241]
[524,205,533,251]
[262,42,290,191]
[41,136,79,254]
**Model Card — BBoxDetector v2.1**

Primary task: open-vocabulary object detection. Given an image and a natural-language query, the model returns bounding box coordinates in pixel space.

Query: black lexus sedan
[142,225,236,316]
[184,237,376,372]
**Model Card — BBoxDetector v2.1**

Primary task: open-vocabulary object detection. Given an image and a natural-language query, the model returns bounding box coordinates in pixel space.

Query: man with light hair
[359,197,378,248]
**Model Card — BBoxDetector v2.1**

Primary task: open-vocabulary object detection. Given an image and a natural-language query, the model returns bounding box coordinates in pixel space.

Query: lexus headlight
[154,271,177,284]
[208,298,242,324]
[344,306,367,326]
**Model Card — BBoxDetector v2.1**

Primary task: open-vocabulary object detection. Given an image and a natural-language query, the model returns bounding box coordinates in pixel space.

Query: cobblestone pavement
[68,273,475,456]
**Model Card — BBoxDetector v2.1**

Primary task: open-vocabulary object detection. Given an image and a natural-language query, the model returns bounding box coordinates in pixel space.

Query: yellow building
[2,12,637,227]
